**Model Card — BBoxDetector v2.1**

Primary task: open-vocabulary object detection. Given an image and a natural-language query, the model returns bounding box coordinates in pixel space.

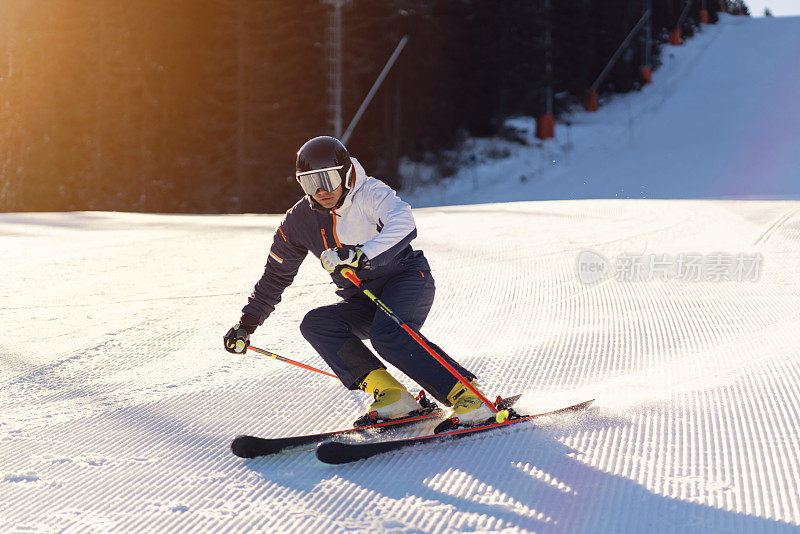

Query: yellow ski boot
[444,380,495,427]
[354,369,423,426]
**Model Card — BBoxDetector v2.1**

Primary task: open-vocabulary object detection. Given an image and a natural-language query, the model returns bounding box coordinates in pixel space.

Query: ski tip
[230,435,258,459]
[556,399,595,412]
[554,399,595,414]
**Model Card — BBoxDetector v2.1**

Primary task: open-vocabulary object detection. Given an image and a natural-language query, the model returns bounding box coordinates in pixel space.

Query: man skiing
[224,136,493,427]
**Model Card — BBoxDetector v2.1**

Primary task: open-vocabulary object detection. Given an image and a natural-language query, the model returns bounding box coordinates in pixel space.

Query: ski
[230,393,522,458]
[230,393,443,458]
[315,398,594,465]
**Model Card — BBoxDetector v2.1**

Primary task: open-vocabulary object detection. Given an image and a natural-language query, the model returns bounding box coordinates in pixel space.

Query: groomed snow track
[2,199,800,532]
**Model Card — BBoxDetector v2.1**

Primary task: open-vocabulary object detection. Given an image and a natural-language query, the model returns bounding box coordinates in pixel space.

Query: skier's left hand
[320,246,369,275]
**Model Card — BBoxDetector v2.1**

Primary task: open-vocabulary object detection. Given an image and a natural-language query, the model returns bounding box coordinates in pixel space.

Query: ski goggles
[296,166,344,195]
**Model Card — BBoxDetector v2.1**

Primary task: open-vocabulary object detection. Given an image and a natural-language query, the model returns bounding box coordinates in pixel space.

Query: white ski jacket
[242,158,429,324]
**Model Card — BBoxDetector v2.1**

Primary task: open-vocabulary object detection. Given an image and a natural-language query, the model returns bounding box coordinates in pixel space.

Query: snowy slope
[405,14,800,207]
[2,202,800,533]
[2,14,800,534]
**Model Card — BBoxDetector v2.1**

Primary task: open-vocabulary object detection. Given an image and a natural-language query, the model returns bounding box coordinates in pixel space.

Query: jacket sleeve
[241,219,308,325]
[357,180,418,269]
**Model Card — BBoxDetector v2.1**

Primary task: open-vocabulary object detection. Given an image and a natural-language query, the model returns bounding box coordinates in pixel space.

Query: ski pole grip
[341,267,361,286]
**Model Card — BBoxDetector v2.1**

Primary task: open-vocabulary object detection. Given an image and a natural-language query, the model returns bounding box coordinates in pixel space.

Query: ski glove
[320,246,370,275]
[223,313,259,354]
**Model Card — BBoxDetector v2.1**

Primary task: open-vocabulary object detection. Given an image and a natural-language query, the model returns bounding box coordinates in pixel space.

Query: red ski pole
[247,344,338,379]
[339,268,509,423]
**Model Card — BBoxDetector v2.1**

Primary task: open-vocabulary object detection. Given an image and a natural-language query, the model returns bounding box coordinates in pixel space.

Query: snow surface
[404,14,800,207]
[2,14,800,534]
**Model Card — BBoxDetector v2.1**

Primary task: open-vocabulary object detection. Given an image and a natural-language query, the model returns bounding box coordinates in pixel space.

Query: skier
[224,136,494,426]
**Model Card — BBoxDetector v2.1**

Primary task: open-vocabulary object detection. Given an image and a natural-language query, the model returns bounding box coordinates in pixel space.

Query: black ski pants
[299,268,474,405]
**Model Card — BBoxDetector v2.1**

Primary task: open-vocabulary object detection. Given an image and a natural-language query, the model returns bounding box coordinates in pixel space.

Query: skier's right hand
[223,314,258,354]
[224,325,250,354]
[320,246,369,275]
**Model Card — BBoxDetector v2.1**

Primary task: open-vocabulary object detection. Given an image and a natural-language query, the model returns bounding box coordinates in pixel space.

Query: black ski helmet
[295,136,353,195]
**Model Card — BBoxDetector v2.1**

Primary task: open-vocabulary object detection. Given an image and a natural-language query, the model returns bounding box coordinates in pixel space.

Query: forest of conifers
[0,0,746,213]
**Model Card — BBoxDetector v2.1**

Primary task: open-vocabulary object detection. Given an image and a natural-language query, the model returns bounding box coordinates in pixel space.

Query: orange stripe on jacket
[331,212,343,247]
